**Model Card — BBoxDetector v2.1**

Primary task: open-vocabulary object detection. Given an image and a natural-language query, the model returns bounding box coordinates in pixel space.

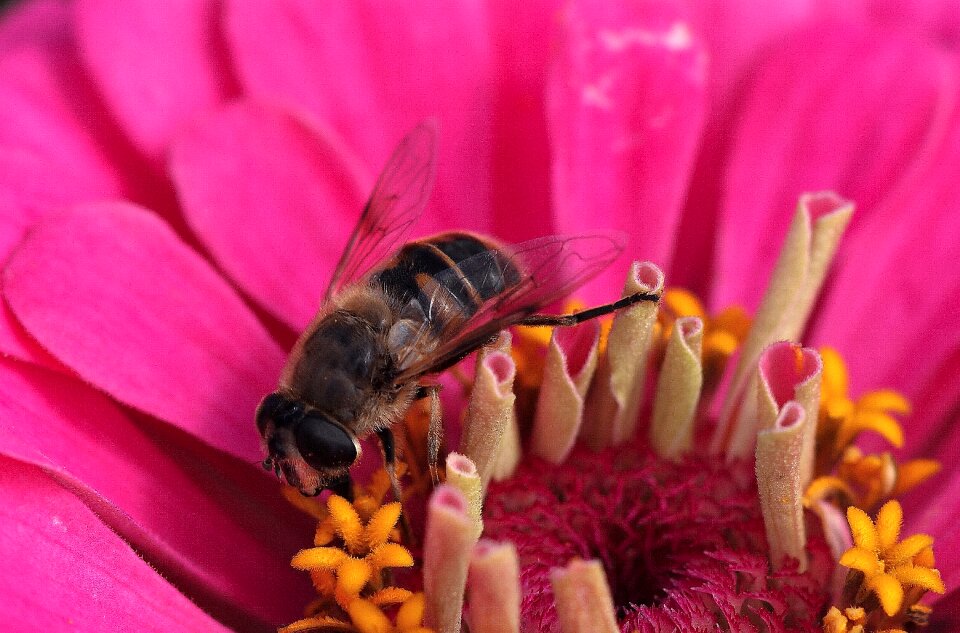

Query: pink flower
[0,0,957,631]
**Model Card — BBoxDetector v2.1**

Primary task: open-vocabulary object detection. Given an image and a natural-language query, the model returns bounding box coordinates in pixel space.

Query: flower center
[483,443,834,631]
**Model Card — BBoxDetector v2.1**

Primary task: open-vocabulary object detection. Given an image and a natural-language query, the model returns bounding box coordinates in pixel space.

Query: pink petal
[225,0,495,237]
[486,0,559,242]
[856,1,960,48]
[709,24,956,312]
[170,101,368,330]
[0,357,313,627]
[547,0,708,303]
[901,467,960,591]
[0,2,124,365]
[0,0,173,210]
[0,0,121,197]
[0,456,230,632]
[806,107,960,455]
[75,0,232,160]
[0,159,109,372]
[930,587,960,632]
[2,201,285,463]
[758,342,820,408]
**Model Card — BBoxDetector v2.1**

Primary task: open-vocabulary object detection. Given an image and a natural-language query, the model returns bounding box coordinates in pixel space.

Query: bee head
[256,392,362,495]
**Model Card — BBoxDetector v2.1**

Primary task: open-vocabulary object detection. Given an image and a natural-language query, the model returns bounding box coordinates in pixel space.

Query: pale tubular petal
[731,343,821,486]
[716,193,852,452]
[582,261,664,448]
[650,316,703,460]
[549,559,619,633]
[467,540,521,633]
[445,453,484,539]
[461,350,517,490]
[477,332,522,481]
[756,401,809,571]
[491,408,522,482]
[423,485,478,633]
[781,194,854,340]
[530,321,601,463]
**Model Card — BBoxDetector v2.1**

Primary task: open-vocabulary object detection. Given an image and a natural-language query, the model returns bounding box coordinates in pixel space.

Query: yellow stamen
[395,592,427,630]
[812,347,938,509]
[838,500,944,618]
[822,604,909,633]
[329,495,365,554]
[292,547,348,570]
[337,557,374,597]
[369,542,415,571]
[281,484,325,519]
[891,459,941,498]
[279,615,357,633]
[285,485,421,622]
[364,502,402,550]
[348,599,393,633]
[370,587,413,606]
[867,573,903,618]
[804,475,856,507]
[816,347,912,466]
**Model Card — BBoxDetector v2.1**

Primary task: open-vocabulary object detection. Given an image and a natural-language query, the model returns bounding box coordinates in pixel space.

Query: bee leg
[426,385,443,485]
[376,427,415,544]
[517,290,661,327]
[327,472,354,502]
[413,384,444,484]
[376,428,405,504]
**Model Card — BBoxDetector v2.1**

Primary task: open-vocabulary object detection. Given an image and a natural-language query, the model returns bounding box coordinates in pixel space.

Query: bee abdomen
[374,233,519,322]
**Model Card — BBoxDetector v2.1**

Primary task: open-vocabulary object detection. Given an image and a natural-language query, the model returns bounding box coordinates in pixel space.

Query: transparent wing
[324,120,439,301]
[393,232,626,381]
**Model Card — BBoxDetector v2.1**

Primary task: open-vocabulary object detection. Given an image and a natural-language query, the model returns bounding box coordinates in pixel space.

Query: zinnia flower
[0,1,958,632]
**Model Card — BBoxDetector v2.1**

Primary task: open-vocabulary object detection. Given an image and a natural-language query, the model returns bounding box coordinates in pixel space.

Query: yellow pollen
[817,347,912,460]
[838,500,944,618]
[282,468,425,632]
[811,347,938,507]
[280,592,433,633]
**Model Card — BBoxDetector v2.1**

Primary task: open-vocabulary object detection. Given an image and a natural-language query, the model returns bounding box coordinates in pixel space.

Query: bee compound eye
[295,414,359,471]
[255,392,286,434]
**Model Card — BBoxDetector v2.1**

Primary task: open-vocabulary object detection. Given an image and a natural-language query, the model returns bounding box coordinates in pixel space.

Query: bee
[256,121,660,499]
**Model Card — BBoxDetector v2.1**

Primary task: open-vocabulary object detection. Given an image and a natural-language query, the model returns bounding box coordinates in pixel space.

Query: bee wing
[393,232,626,381]
[324,120,439,302]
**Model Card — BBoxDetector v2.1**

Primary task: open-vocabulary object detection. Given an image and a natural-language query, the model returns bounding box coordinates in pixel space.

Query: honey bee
[256,121,660,499]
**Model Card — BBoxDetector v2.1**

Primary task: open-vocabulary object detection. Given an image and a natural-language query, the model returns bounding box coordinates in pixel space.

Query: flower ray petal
[2,202,285,462]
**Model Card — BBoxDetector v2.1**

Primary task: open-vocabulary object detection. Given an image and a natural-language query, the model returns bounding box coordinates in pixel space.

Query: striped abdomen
[372,232,521,329]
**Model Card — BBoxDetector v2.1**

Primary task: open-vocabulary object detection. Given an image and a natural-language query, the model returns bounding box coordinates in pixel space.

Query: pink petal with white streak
[3,202,285,462]
[547,0,707,303]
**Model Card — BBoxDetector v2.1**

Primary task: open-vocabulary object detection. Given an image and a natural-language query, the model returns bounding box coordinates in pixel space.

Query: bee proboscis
[256,120,660,499]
